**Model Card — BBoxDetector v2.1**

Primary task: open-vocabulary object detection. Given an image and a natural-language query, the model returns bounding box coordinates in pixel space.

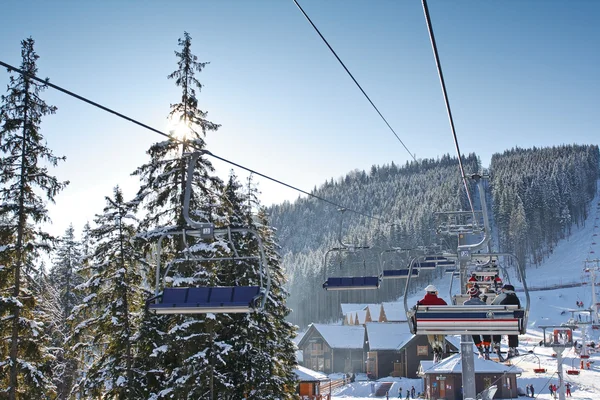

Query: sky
[1,0,599,239]
[327,188,600,399]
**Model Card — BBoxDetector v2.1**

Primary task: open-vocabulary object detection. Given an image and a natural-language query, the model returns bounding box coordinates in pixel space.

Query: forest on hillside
[270,145,600,328]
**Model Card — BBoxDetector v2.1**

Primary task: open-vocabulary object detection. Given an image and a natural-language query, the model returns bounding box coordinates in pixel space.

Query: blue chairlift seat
[444,267,457,274]
[424,256,447,262]
[382,269,419,279]
[323,276,380,290]
[415,261,437,270]
[149,286,264,314]
[436,260,456,267]
[408,304,524,335]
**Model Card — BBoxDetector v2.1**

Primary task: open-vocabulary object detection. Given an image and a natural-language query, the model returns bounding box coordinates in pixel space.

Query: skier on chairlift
[492,284,521,359]
[463,286,491,359]
[416,285,447,361]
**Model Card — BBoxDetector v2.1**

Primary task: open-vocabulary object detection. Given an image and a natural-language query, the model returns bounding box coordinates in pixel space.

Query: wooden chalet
[419,354,522,399]
[294,365,330,399]
[365,322,458,379]
[297,324,366,374]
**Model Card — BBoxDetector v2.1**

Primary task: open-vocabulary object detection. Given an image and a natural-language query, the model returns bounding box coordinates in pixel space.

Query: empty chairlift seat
[382,268,419,279]
[408,304,525,335]
[415,261,438,270]
[323,276,380,290]
[149,286,264,314]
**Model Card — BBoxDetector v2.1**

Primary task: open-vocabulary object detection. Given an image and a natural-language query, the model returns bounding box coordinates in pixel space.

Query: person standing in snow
[492,284,521,358]
[530,384,534,397]
[416,285,447,361]
[565,382,572,397]
[410,386,415,398]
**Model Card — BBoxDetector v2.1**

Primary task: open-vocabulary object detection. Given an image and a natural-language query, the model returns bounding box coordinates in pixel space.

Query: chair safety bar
[382,269,419,279]
[407,304,525,335]
[471,271,500,277]
[323,276,381,290]
[149,286,265,314]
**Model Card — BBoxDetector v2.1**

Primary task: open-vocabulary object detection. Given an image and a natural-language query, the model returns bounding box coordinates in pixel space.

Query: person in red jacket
[416,285,447,361]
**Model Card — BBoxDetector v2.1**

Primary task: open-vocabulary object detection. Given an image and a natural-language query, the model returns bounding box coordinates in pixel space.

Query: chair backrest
[209,287,234,304]
[162,287,188,303]
[233,286,261,302]
[187,287,211,304]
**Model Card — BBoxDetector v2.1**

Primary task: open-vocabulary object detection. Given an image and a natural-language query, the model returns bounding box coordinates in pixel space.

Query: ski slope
[330,191,600,399]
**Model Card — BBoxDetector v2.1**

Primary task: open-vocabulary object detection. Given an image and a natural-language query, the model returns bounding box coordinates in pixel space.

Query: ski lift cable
[0,59,388,225]
[292,0,418,163]
[421,0,476,215]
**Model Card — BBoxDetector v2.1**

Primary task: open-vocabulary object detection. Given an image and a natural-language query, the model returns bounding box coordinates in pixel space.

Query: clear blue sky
[1,0,599,238]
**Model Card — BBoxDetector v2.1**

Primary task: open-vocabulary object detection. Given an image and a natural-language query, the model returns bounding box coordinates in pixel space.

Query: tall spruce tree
[47,224,83,398]
[131,32,224,399]
[0,37,67,399]
[214,174,298,399]
[69,186,144,399]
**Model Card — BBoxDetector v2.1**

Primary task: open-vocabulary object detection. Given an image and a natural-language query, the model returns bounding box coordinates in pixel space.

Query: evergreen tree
[0,37,67,399]
[131,32,224,399]
[47,224,83,398]
[212,174,298,399]
[49,224,82,323]
[69,186,144,399]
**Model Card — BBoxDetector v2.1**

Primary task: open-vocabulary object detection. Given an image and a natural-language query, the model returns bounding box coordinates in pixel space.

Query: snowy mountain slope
[330,189,600,399]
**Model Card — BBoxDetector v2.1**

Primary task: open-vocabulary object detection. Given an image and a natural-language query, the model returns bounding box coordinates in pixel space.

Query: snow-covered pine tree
[65,221,97,399]
[131,31,224,399]
[69,186,144,399]
[46,224,83,398]
[0,37,67,399]
[212,173,298,399]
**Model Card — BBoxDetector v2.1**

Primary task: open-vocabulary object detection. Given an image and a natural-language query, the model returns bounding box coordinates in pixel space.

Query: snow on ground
[330,190,600,399]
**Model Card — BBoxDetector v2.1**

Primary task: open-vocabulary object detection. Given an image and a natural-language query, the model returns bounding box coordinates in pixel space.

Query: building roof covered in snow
[294,365,330,382]
[381,302,408,322]
[341,303,369,315]
[299,324,365,349]
[365,322,414,350]
[419,353,523,374]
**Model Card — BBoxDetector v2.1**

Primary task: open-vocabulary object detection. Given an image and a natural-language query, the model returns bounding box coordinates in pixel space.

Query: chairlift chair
[381,253,438,279]
[567,358,581,375]
[147,151,271,314]
[322,210,379,290]
[406,252,529,335]
[321,244,380,290]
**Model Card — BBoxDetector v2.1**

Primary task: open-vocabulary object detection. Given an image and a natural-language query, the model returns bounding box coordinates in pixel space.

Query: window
[417,346,429,356]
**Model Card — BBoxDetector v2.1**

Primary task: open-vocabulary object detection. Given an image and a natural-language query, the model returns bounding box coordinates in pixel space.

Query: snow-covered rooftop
[341,303,369,315]
[311,324,365,349]
[294,365,330,382]
[420,353,523,374]
[365,322,413,350]
[381,302,407,322]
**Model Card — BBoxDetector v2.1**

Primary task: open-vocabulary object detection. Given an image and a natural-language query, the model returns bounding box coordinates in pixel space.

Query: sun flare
[167,114,190,140]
